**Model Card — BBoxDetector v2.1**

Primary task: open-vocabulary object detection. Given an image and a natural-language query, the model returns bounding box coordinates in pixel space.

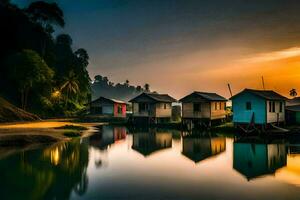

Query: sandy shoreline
[0,121,106,159]
[0,121,105,147]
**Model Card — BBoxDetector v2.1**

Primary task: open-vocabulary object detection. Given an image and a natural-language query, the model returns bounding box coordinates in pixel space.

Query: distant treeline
[0,1,90,117]
[91,75,151,102]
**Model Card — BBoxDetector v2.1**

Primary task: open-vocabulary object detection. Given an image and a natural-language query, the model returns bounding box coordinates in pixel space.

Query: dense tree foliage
[0,1,91,117]
[6,49,54,110]
[91,75,151,102]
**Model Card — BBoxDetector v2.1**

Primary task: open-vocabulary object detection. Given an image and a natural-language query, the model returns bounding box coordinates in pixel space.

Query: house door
[93,107,102,114]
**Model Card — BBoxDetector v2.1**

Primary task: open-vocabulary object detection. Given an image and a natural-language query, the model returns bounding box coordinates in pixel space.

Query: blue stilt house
[230,89,287,126]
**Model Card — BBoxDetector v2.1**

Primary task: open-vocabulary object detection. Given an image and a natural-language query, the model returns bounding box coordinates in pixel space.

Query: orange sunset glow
[113,46,300,99]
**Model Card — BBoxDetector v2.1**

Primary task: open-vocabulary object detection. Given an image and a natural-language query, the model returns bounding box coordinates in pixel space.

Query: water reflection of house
[89,126,127,150]
[288,145,300,155]
[233,142,287,180]
[181,136,226,163]
[132,131,172,156]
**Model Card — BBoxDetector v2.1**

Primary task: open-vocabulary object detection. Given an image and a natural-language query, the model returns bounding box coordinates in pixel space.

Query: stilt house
[230,89,287,126]
[89,96,126,117]
[180,91,227,127]
[129,92,177,123]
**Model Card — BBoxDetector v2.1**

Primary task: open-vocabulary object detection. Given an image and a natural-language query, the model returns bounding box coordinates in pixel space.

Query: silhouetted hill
[91,75,150,102]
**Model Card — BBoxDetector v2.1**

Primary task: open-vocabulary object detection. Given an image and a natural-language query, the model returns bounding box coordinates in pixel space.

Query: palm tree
[61,71,79,106]
[290,88,297,97]
[144,83,150,92]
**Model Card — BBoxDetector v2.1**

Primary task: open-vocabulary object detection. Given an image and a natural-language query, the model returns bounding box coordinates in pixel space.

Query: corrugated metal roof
[90,96,126,104]
[286,105,300,112]
[180,91,227,102]
[146,93,177,102]
[194,91,227,101]
[287,97,300,106]
[109,98,126,104]
[230,89,287,101]
[129,92,177,102]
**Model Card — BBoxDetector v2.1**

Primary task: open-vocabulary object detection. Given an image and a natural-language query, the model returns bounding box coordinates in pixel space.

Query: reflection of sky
[13,0,300,98]
[71,135,300,200]
[276,154,300,186]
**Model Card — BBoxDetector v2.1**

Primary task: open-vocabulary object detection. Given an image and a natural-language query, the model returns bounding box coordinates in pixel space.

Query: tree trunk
[65,89,69,107]
[21,90,25,110]
[24,88,29,111]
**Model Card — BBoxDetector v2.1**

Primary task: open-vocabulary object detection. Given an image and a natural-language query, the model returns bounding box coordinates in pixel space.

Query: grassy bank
[210,122,237,135]
[55,124,89,137]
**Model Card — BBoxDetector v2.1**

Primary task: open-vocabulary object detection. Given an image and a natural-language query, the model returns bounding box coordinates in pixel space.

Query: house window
[214,102,222,110]
[194,103,201,112]
[139,103,148,112]
[246,102,251,110]
[218,102,221,110]
[279,102,283,112]
[164,103,167,109]
[269,101,275,112]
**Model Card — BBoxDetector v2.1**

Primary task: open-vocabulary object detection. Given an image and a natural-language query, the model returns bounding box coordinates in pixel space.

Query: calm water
[1,126,300,200]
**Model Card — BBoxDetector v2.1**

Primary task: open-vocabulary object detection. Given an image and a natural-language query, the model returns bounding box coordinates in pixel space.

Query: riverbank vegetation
[0,1,90,118]
[0,1,156,120]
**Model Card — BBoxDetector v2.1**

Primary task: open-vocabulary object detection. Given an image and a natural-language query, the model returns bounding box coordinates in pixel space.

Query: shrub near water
[63,131,82,137]
[55,125,88,137]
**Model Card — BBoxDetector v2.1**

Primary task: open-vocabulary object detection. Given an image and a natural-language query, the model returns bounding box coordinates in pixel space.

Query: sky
[13,0,300,98]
